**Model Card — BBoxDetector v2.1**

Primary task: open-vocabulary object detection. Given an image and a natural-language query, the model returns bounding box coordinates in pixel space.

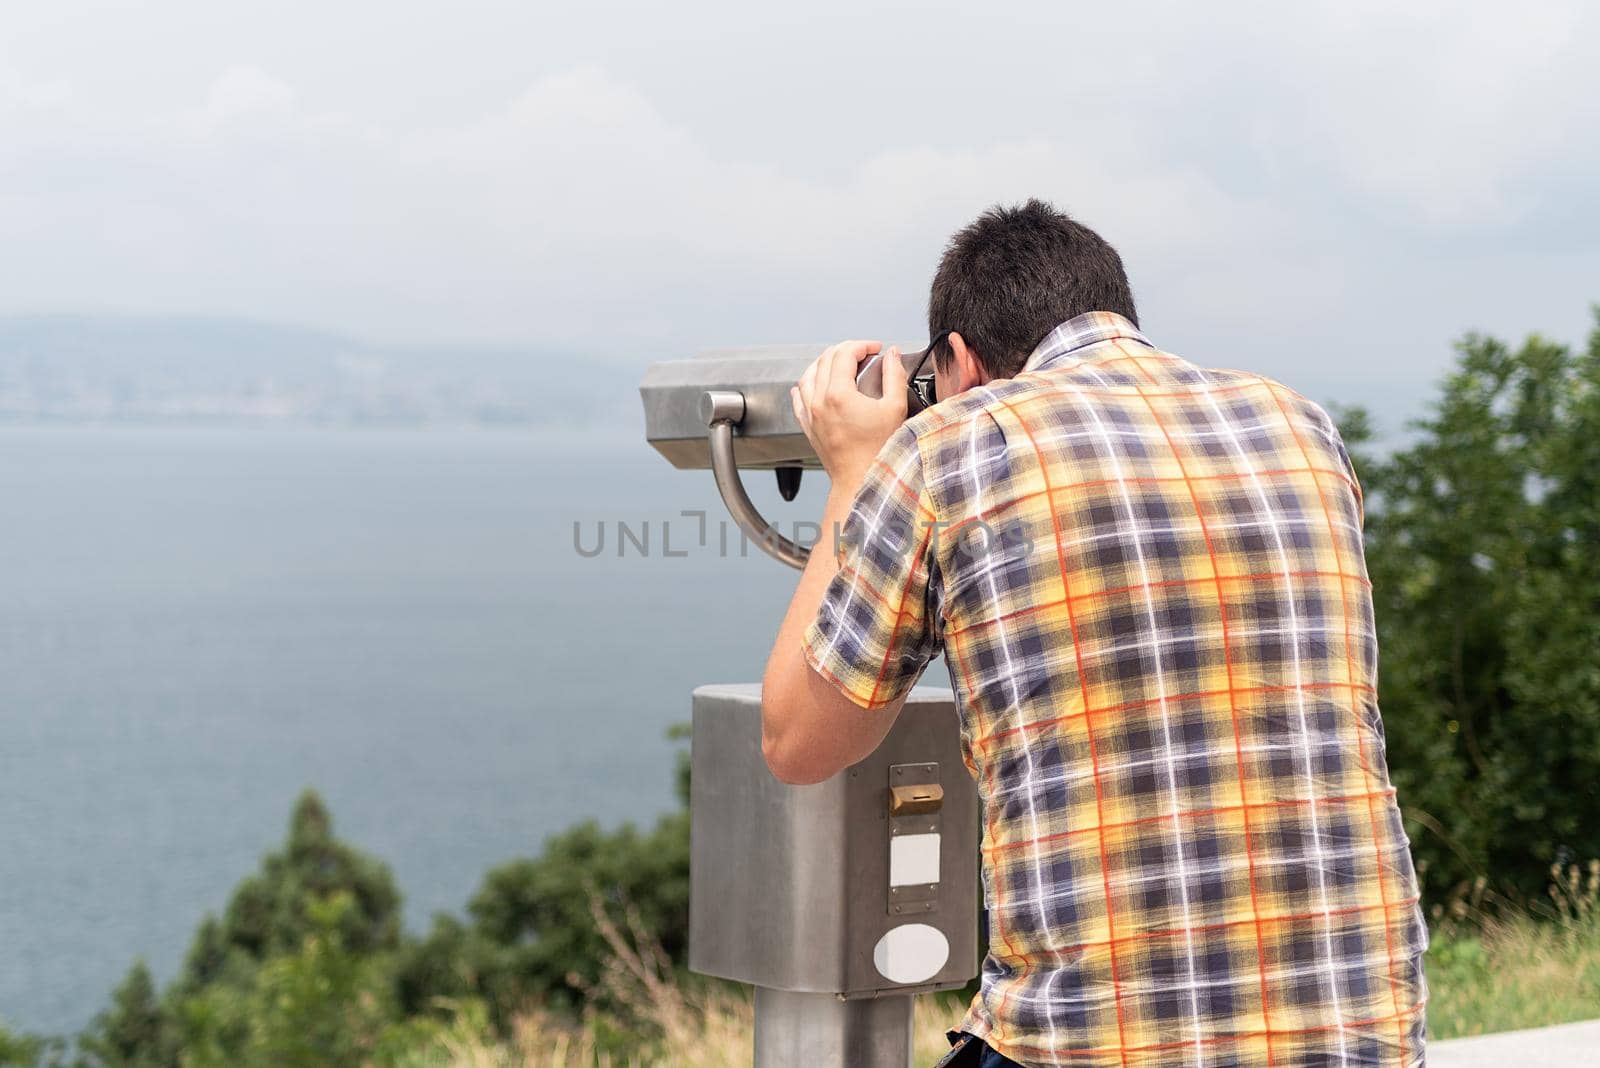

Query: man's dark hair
[928,199,1138,379]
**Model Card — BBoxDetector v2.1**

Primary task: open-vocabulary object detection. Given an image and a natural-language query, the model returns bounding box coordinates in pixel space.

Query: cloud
[6,78,73,109]
[3,60,1270,347]
[1264,2,1597,228]
[203,65,295,121]
[0,0,1595,418]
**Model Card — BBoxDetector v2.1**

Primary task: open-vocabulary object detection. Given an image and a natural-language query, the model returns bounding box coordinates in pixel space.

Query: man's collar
[1021,312,1152,373]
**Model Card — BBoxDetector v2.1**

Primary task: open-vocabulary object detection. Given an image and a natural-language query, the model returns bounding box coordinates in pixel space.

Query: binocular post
[755,989,916,1066]
[642,350,980,1068]
[688,686,977,1068]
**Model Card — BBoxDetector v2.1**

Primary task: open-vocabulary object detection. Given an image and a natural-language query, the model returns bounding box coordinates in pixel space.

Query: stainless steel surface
[700,388,747,426]
[855,345,932,402]
[753,989,915,1068]
[653,350,971,1064]
[708,410,811,570]
[642,345,923,571]
[640,344,923,470]
[641,346,822,471]
[688,683,980,997]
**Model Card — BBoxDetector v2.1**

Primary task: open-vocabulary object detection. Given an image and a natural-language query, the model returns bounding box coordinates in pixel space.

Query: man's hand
[759,339,913,785]
[791,339,908,495]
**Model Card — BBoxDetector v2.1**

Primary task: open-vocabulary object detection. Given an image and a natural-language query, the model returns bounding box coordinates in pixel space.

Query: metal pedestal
[688,684,978,1068]
[754,988,914,1068]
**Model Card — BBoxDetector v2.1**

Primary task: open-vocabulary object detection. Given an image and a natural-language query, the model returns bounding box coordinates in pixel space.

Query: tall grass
[393,866,1600,1066]
[1424,861,1600,1039]
[386,895,960,1068]
[385,896,752,1068]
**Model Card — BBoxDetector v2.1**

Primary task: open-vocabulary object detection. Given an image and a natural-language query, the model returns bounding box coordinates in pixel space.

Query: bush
[1352,309,1600,904]
[174,892,401,1068]
[397,727,691,1028]
[65,792,406,1068]
[0,1024,47,1068]
[67,731,692,1065]
[76,963,172,1068]
[1424,862,1600,1038]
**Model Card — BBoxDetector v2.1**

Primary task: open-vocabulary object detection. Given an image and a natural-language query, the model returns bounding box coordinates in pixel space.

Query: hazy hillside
[0,315,642,428]
[0,313,1439,447]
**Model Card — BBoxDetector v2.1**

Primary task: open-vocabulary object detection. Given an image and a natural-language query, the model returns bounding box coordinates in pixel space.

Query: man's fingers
[815,344,838,403]
[804,339,887,416]
[825,340,883,399]
[879,344,908,415]
[799,352,822,415]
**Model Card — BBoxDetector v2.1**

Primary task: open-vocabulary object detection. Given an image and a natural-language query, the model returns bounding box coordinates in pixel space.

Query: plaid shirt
[803,313,1427,1067]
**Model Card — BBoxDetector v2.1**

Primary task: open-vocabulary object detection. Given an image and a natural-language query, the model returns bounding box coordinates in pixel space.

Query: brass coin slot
[889,783,945,816]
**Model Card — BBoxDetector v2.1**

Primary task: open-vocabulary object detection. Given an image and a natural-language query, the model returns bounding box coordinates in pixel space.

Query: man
[762,200,1427,1067]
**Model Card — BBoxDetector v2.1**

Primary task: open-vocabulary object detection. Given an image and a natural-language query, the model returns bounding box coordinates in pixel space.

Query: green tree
[470,811,688,1006]
[0,1022,45,1068]
[76,790,407,1068]
[196,791,401,975]
[1355,309,1600,904]
[82,735,694,1058]
[177,893,399,1068]
[76,963,173,1068]
[396,727,692,1027]
[395,810,690,1029]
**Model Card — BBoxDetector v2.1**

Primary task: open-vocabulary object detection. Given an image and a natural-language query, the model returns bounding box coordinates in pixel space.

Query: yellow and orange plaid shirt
[803,313,1427,1067]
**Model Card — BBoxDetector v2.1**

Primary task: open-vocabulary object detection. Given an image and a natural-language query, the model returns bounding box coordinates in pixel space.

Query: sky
[2,0,1596,425]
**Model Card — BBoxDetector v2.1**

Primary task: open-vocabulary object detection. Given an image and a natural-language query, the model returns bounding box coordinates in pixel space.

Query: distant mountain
[0,314,642,428]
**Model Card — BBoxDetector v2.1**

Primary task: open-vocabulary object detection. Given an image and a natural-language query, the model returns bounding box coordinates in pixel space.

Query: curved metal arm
[702,390,811,570]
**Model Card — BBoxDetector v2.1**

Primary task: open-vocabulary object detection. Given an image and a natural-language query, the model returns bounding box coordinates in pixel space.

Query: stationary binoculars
[639,345,979,1068]
[640,345,927,569]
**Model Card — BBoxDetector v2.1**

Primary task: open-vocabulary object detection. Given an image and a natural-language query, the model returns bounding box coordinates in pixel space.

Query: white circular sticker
[872,923,950,985]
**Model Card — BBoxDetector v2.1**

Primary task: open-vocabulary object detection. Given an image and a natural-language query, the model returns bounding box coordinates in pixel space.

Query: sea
[0,422,829,1038]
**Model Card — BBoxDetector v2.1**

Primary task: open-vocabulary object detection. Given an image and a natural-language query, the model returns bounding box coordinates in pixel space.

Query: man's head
[927,199,1137,399]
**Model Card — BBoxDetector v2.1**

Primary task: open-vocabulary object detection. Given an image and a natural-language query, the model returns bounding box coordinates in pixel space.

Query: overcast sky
[2,1,1596,421]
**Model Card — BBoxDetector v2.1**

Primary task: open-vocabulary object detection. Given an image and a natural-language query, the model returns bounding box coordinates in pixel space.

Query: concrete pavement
[1429,1018,1600,1067]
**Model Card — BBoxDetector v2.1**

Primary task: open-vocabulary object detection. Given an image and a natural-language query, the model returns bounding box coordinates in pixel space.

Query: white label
[872,923,950,985]
[889,832,941,887]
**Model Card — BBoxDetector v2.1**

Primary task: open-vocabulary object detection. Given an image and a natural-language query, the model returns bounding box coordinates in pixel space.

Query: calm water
[0,423,826,1037]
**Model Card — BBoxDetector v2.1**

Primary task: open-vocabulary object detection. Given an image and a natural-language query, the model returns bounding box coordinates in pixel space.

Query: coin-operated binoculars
[641,348,979,1067]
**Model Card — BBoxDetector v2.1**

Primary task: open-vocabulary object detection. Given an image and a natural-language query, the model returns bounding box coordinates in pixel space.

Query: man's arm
[760,339,912,785]
[761,479,905,784]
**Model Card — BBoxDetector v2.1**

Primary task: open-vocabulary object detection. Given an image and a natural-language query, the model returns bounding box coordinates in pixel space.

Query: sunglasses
[906,330,951,416]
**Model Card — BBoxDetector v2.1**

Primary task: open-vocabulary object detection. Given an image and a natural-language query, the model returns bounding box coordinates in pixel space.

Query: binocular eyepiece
[640,344,925,569]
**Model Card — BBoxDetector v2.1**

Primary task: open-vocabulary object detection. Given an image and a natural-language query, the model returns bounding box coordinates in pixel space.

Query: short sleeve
[1332,430,1366,527]
[802,425,942,709]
